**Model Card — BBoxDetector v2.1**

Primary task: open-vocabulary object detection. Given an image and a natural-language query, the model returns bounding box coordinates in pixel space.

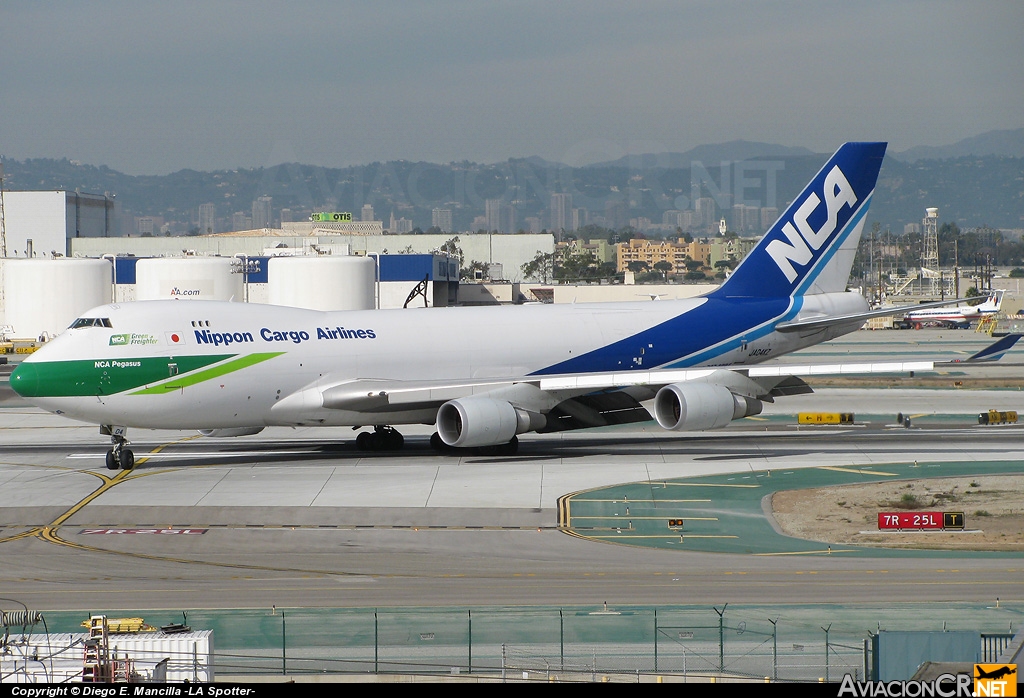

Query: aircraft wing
[273,360,935,421]
[272,333,1018,437]
[537,361,935,391]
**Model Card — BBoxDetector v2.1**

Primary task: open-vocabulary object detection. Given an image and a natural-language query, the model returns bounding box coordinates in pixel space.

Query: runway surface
[1,329,1023,611]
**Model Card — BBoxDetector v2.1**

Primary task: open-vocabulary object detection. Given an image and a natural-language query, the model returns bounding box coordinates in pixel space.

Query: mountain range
[1,129,1022,234]
[584,129,1024,169]
[893,128,1024,161]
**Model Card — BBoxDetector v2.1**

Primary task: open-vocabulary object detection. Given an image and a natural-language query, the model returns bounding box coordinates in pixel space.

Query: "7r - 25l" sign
[877,512,964,530]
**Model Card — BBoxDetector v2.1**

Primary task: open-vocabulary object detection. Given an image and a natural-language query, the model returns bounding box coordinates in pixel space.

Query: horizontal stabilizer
[775,298,975,332]
[941,333,1022,363]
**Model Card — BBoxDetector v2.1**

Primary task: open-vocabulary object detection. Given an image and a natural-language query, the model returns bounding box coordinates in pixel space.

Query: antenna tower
[0,160,6,257]
[921,207,939,295]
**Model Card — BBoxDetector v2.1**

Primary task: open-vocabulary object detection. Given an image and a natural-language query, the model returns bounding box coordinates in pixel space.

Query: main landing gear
[102,426,135,471]
[355,425,405,452]
[477,435,519,456]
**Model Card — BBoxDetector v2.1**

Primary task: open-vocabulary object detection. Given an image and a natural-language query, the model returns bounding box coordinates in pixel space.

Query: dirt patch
[770,475,1024,551]
[803,376,1016,390]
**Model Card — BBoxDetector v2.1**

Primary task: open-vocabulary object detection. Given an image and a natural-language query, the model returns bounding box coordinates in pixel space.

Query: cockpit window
[69,317,113,329]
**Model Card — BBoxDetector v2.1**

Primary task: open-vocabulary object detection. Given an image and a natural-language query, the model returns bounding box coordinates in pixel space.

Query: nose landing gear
[102,426,135,470]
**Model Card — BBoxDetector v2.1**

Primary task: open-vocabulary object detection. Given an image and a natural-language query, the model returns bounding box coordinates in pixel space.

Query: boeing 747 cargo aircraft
[13,142,1014,468]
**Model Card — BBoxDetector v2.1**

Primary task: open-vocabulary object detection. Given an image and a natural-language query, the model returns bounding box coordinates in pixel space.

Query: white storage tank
[268,255,376,310]
[2,258,112,338]
[135,257,243,301]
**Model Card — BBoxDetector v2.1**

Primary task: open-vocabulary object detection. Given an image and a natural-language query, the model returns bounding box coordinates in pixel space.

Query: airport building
[615,237,756,276]
[69,230,553,284]
[0,190,117,258]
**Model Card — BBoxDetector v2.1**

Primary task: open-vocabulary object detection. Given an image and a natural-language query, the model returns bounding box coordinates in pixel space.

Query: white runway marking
[67,451,312,459]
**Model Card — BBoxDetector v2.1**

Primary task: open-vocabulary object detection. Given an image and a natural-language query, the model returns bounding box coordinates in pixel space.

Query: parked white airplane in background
[11,142,1015,469]
[901,289,1004,329]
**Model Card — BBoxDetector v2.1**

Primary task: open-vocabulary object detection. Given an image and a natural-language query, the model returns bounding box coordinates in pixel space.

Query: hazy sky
[2,1,1022,175]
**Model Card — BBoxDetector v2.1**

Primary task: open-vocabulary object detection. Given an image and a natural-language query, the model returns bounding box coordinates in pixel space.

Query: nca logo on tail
[766,165,858,282]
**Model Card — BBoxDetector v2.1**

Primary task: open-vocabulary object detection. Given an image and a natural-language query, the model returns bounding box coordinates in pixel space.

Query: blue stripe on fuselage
[663,294,803,368]
[530,295,791,375]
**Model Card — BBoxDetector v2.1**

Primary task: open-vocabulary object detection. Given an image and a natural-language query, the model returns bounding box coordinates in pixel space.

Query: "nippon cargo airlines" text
[194,327,377,346]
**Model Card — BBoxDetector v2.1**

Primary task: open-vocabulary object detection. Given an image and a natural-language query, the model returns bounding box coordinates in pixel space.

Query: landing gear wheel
[356,426,405,451]
[430,432,457,453]
[476,436,519,456]
[501,436,519,456]
[106,428,133,471]
[120,449,135,470]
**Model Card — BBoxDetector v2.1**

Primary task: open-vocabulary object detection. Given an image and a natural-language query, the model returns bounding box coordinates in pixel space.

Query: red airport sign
[877,512,964,530]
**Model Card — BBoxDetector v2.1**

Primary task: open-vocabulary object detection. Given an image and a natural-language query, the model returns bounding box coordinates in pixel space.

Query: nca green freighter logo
[109,333,159,346]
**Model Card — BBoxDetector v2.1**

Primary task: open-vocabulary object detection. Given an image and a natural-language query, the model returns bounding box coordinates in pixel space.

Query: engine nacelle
[653,383,762,432]
[436,397,545,448]
[198,427,265,438]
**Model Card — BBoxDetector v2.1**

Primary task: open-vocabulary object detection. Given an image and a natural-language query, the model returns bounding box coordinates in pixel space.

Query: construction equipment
[976,314,998,335]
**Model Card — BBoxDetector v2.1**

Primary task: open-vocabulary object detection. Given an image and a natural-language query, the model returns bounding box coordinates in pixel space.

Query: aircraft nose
[9,361,40,398]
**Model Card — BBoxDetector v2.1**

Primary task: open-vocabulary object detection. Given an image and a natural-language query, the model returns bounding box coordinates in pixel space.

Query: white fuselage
[905,291,1003,324]
[18,293,866,431]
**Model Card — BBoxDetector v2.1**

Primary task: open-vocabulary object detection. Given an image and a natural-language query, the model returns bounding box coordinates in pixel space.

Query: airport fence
[27,603,1020,683]
[152,606,868,682]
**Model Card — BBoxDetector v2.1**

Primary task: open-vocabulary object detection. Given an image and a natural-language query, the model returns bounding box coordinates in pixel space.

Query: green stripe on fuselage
[129,352,283,394]
[12,352,283,398]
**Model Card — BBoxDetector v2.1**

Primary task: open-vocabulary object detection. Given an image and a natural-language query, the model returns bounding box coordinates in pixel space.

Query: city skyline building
[485,199,502,233]
[252,195,272,228]
[231,211,251,231]
[572,207,587,232]
[432,208,453,233]
[485,199,515,234]
[550,192,572,234]
[198,203,215,235]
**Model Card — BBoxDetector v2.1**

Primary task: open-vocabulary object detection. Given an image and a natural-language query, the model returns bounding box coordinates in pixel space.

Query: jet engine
[436,397,545,448]
[653,383,762,432]
[198,427,265,438]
